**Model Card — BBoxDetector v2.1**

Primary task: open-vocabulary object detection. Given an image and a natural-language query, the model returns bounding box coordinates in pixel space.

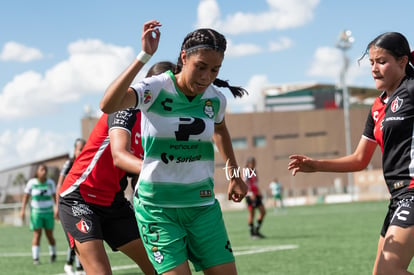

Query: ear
[180,50,187,65]
[400,55,409,68]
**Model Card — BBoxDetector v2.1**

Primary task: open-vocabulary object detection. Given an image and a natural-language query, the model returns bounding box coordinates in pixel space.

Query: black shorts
[245,195,263,209]
[58,196,140,251]
[381,192,414,237]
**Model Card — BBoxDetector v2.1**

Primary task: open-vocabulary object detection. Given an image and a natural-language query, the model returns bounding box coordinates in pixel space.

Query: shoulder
[108,108,140,132]
[47,179,56,190]
[205,85,226,101]
[25,178,37,188]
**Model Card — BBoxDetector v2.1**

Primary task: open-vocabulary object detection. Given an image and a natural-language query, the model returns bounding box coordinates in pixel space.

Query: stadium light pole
[336,30,354,199]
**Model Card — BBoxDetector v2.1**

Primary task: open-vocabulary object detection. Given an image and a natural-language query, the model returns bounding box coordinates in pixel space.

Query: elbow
[112,154,123,169]
[99,99,112,114]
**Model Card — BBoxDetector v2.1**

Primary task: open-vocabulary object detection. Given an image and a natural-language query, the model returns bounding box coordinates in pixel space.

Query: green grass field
[1,200,411,275]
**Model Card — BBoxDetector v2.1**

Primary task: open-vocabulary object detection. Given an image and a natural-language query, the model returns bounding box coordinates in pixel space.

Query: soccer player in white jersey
[100,20,248,275]
[20,163,57,265]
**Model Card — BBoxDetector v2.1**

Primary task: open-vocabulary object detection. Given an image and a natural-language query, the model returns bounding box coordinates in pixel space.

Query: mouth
[195,82,208,89]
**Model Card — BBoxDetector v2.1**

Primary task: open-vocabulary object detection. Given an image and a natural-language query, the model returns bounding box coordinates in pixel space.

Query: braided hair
[359,32,414,77]
[175,28,248,98]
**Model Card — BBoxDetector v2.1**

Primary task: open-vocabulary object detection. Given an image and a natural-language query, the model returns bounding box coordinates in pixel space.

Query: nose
[199,70,211,83]
[371,62,379,73]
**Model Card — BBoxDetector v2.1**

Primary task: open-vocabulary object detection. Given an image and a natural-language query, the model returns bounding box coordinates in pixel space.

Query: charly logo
[391,96,403,113]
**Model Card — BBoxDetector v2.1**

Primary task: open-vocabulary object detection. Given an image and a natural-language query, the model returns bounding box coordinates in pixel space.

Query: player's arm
[213,119,248,202]
[288,137,377,176]
[109,128,142,175]
[100,20,161,113]
[20,193,30,219]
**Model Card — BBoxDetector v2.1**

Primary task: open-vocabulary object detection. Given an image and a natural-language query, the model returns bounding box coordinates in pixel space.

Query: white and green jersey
[131,70,227,208]
[24,178,56,214]
[269,181,282,196]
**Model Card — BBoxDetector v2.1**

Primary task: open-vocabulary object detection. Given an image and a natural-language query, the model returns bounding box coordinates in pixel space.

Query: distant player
[20,163,57,265]
[55,138,85,275]
[244,157,266,238]
[269,178,284,212]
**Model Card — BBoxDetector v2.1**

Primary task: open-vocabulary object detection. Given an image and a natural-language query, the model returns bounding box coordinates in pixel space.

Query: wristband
[136,50,152,64]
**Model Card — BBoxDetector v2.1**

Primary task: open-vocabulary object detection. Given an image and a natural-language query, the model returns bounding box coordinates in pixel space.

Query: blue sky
[1,0,413,170]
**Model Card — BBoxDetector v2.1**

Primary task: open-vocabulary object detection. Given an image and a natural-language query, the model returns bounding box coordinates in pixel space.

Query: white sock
[49,245,56,255]
[32,245,40,260]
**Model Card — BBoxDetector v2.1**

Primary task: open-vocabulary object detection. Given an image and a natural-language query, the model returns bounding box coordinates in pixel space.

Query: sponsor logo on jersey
[391,96,403,112]
[160,152,202,164]
[76,219,92,234]
[204,99,214,118]
[143,90,152,104]
[200,190,212,198]
[71,203,93,216]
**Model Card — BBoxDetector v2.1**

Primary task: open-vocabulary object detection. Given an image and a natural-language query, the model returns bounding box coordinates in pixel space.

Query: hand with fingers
[228,177,248,203]
[288,154,317,176]
[141,20,162,56]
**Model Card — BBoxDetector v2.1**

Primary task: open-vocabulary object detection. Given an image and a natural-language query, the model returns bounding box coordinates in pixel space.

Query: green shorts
[134,198,235,274]
[30,211,54,231]
[274,194,282,200]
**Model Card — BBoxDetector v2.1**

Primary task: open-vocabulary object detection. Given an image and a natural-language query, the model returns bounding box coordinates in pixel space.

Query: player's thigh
[203,261,237,275]
[134,198,187,274]
[44,212,55,230]
[117,239,155,275]
[75,239,111,274]
[379,225,414,271]
[186,201,235,271]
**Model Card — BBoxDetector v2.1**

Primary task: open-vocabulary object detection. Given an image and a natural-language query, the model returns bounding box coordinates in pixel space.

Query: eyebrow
[196,60,221,69]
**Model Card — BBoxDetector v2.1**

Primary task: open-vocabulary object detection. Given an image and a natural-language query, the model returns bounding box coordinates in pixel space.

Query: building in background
[0,83,387,217]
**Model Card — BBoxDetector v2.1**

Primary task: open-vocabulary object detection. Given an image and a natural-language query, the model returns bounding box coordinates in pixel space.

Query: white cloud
[196,0,319,35]
[307,46,370,86]
[307,47,341,80]
[0,41,44,62]
[227,74,271,113]
[0,128,75,170]
[226,39,263,57]
[196,0,221,29]
[269,37,293,52]
[0,39,135,120]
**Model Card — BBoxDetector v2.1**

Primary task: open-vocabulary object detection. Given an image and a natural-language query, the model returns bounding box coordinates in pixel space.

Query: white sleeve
[130,73,165,111]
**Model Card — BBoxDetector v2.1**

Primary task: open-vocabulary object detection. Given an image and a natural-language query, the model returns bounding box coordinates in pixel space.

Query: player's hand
[228,177,248,203]
[141,20,161,55]
[54,208,59,220]
[288,154,316,176]
[19,210,25,220]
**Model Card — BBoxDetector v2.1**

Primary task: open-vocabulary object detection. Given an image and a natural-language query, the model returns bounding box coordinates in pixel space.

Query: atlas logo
[76,219,92,234]
[391,96,403,113]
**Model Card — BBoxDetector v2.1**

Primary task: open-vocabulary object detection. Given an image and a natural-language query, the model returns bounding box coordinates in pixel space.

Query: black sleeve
[362,107,375,140]
[107,108,139,133]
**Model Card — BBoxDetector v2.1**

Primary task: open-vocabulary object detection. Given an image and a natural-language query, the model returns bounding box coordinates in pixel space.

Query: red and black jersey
[363,76,414,197]
[59,108,142,206]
